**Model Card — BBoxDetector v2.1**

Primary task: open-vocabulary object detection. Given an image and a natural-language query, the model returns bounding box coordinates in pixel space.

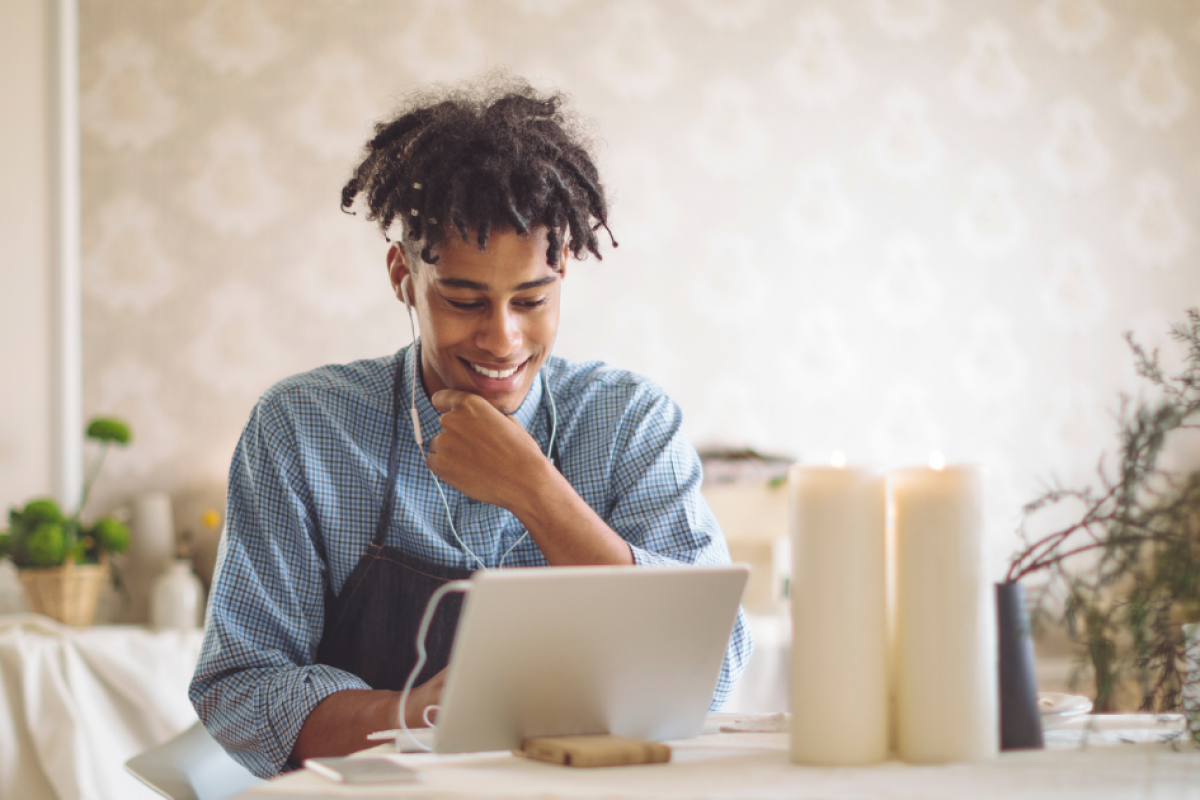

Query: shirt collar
[401,342,545,441]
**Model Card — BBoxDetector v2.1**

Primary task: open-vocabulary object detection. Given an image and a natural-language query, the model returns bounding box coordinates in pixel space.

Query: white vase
[149,560,205,630]
[1185,623,1200,743]
[128,492,176,622]
[0,561,25,614]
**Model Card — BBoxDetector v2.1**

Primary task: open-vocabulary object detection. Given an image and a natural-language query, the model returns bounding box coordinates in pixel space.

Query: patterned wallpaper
[79,0,1200,573]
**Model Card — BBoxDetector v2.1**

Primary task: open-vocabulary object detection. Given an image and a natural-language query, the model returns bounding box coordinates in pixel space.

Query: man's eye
[447,299,482,310]
[517,298,548,309]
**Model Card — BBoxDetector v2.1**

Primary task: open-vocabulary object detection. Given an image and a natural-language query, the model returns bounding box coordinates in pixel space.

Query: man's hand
[402,668,447,728]
[427,389,552,511]
[289,669,448,764]
[427,388,633,567]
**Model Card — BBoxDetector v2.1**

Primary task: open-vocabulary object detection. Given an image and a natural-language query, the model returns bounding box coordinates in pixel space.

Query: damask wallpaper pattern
[79,0,1200,570]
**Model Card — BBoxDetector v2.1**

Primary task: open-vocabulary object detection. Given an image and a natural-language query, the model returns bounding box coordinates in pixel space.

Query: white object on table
[788,464,888,765]
[0,560,26,613]
[129,492,177,623]
[1043,713,1188,746]
[151,560,206,630]
[1038,692,1093,729]
[0,613,204,800]
[891,463,998,762]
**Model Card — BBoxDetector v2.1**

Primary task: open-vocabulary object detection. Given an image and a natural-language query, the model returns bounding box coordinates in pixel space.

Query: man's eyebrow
[514,276,558,291]
[436,276,558,291]
[436,278,489,290]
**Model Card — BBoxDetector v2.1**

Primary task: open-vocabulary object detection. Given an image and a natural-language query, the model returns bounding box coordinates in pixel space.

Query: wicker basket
[18,555,110,627]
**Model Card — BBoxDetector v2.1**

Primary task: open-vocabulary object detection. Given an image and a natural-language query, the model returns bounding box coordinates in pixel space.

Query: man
[190,82,751,778]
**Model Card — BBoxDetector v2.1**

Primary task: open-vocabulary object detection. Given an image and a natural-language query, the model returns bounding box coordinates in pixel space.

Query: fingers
[417,667,447,689]
[404,668,449,728]
[430,389,472,413]
[425,433,446,479]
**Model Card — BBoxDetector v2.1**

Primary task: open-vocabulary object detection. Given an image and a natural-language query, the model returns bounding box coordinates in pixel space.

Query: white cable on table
[397,579,472,752]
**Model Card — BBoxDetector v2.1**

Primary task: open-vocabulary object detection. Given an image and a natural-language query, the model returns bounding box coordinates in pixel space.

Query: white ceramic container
[149,560,205,630]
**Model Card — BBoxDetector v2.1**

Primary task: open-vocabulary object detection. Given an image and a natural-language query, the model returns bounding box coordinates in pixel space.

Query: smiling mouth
[464,359,526,381]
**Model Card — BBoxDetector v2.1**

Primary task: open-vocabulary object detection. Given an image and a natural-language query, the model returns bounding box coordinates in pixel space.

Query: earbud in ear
[400,275,413,307]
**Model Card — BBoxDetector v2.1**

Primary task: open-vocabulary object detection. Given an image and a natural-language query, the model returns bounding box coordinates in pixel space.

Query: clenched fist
[426,389,553,512]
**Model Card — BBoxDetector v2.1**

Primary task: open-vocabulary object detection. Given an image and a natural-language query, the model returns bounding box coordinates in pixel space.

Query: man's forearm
[291,667,447,764]
[290,689,402,763]
[510,461,635,567]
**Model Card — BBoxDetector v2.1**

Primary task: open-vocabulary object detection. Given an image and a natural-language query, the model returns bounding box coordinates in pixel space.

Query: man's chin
[473,394,524,416]
[452,379,531,416]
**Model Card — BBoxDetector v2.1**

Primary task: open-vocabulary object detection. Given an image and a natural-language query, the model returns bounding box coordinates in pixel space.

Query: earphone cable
[396,579,472,753]
[496,370,558,567]
[432,471,488,571]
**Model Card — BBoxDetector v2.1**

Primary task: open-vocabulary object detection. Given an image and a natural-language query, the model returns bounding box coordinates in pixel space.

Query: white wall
[74,2,1200,578]
[0,0,54,514]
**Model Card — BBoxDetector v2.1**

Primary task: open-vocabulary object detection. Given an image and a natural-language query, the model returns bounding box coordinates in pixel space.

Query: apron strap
[371,349,408,549]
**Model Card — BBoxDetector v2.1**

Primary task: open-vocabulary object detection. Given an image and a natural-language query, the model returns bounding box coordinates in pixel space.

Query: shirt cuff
[627,542,691,567]
[272,665,375,773]
[202,664,372,778]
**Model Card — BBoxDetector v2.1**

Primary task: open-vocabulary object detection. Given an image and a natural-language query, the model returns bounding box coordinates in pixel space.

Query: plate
[1038,692,1092,719]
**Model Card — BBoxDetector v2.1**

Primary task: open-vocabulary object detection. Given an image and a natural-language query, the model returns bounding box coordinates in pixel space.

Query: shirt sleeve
[188,394,369,779]
[604,384,754,710]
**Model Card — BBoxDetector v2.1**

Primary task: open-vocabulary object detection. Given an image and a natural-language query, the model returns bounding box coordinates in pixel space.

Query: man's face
[388,226,565,415]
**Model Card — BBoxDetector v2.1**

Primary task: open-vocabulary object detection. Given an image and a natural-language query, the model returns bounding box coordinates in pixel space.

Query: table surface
[240,714,1200,800]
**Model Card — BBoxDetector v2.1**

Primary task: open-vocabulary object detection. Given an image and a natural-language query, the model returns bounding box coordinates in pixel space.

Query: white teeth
[470,362,519,380]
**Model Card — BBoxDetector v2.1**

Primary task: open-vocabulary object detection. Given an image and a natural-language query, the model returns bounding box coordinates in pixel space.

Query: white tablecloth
[0,614,204,800]
[247,717,1200,800]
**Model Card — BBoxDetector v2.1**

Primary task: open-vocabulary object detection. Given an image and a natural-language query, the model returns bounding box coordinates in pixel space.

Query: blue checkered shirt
[189,344,752,778]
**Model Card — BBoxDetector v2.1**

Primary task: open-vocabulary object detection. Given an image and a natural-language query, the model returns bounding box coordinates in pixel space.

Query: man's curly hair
[340,79,613,270]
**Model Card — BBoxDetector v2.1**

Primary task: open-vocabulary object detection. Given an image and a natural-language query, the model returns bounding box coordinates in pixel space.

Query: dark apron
[315,352,556,690]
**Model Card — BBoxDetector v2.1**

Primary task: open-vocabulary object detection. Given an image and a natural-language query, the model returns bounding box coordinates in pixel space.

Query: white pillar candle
[789,465,889,765]
[891,464,997,762]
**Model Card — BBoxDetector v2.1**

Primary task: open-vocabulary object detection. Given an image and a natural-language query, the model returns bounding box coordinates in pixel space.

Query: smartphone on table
[304,756,422,784]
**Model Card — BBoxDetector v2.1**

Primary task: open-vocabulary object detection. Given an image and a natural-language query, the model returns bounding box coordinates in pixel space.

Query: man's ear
[388,243,413,305]
[558,243,570,280]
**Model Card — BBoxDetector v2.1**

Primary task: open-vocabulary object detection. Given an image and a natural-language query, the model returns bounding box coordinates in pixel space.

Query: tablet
[431,565,748,753]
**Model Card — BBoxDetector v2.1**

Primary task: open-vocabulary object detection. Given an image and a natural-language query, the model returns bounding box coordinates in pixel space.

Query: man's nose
[477,306,521,357]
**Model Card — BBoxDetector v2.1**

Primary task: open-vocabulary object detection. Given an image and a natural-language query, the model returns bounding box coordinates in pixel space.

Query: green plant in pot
[1008,309,1200,742]
[0,417,134,626]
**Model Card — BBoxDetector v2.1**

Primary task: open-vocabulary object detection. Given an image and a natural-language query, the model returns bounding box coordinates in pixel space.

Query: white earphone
[399,273,425,447]
[399,273,414,306]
